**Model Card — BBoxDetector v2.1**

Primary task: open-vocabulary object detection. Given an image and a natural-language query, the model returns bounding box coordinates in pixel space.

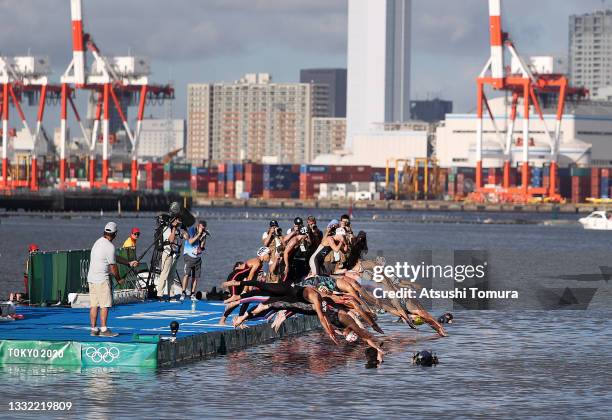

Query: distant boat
[578,211,612,230]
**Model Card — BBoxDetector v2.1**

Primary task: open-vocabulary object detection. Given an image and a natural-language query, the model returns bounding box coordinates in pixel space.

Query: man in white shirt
[87,222,138,337]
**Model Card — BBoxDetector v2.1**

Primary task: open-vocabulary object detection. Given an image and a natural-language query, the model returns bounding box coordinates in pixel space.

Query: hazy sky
[0,0,609,121]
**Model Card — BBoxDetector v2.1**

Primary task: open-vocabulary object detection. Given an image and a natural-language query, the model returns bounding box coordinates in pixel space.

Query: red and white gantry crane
[60,0,173,190]
[474,0,587,202]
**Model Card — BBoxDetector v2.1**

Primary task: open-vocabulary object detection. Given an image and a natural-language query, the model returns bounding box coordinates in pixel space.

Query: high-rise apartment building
[569,10,612,99]
[300,68,347,118]
[187,84,212,165]
[187,74,312,164]
[346,0,411,148]
[311,118,346,159]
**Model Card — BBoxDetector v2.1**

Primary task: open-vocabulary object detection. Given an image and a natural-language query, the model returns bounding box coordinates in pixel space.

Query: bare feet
[232,314,247,328]
[223,295,241,304]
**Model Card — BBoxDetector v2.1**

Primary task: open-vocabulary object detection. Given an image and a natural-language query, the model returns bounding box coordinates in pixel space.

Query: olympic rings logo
[84,346,120,363]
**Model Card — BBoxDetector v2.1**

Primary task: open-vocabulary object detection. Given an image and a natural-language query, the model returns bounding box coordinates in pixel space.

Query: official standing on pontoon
[87,222,138,337]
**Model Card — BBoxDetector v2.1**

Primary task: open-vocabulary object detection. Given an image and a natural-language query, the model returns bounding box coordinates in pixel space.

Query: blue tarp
[0,300,263,343]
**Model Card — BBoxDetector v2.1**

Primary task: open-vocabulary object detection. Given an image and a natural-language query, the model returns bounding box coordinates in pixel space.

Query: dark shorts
[183,255,202,278]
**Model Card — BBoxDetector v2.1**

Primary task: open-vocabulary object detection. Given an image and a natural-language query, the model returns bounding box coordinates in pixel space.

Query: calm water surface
[0,208,610,418]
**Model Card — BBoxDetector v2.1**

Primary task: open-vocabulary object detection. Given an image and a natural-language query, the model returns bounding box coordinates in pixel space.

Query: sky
[0,0,610,124]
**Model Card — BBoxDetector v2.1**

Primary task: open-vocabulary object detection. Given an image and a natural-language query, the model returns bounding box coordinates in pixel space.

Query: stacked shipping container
[263,164,300,199]
[163,162,191,193]
[139,162,164,190]
[190,166,214,193]
[244,163,263,198]
[571,167,591,203]
[602,168,610,199]
[129,160,612,203]
[299,165,373,199]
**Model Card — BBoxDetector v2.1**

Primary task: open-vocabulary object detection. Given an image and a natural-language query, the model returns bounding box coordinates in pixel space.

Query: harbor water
[0,208,611,418]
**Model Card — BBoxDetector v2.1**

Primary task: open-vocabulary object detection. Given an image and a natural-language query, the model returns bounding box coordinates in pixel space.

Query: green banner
[28,247,148,304]
[28,249,91,305]
[80,342,157,368]
[0,340,158,368]
[0,340,81,366]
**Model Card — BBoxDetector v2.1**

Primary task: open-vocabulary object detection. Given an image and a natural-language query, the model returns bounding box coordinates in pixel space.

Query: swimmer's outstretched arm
[308,290,339,345]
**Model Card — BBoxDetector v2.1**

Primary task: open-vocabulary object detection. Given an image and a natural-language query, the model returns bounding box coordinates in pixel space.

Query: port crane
[0,56,61,191]
[473,0,587,202]
[60,0,174,190]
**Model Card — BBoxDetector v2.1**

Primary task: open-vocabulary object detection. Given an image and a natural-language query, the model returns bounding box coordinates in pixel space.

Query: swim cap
[28,244,39,252]
[269,220,279,227]
[412,350,438,367]
[345,331,358,343]
[438,313,454,324]
[412,315,425,326]
[294,217,304,225]
[257,247,271,257]
[327,219,339,229]
[335,227,346,236]
[299,226,309,235]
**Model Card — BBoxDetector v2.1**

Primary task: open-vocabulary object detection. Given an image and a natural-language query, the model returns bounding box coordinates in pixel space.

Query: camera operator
[283,217,304,243]
[307,215,322,248]
[262,220,284,282]
[340,214,355,246]
[181,220,209,301]
[156,215,187,300]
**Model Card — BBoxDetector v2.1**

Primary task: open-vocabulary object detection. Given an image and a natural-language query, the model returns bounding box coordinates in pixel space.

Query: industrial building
[137,119,185,159]
[314,122,428,168]
[300,68,347,118]
[434,97,612,169]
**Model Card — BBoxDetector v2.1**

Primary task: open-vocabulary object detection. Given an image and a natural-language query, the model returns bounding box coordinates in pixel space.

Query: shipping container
[163,179,190,193]
[300,164,328,174]
[217,164,226,182]
[601,177,610,199]
[591,167,601,198]
[263,190,299,199]
[234,163,244,181]
[570,167,590,177]
[226,162,235,182]
[208,181,217,197]
[235,180,244,199]
[571,175,590,203]
[191,167,209,176]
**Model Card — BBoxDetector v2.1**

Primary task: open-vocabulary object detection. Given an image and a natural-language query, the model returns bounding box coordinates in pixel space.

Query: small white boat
[578,211,612,230]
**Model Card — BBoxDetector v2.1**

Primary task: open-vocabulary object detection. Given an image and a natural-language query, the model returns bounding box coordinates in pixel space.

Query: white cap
[104,222,118,234]
[335,227,346,236]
